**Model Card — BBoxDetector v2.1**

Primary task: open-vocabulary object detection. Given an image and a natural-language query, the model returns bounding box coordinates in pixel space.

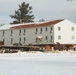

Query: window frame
[58,35,61,40]
[72,27,74,31]
[58,27,61,31]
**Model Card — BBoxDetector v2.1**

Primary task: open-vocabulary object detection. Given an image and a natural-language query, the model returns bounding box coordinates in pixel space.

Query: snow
[0,23,33,30]
[0,21,47,30]
[0,51,76,75]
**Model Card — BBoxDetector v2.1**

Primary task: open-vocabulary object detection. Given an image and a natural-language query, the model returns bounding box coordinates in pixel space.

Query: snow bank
[0,51,76,60]
[0,51,76,75]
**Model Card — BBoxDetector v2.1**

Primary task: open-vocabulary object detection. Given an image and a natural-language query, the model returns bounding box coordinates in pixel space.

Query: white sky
[0,0,76,24]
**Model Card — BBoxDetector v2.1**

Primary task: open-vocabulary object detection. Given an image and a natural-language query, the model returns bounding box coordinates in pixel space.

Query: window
[72,36,74,39]
[11,30,13,36]
[35,28,38,34]
[3,31,5,36]
[11,38,13,42]
[46,36,48,40]
[23,29,26,35]
[11,38,13,44]
[45,27,47,31]
[51,36,53,40]
[24,29,26,34]
[19,30,21,35]
[58,35,61,40]
[24,37,26,43]
[20,30,21,33]
[3,39,5,42]
[19,38,21,41]
[40,28,42,34]
[51,27,53,31]
[36,28,38,32]
[50,36,53,42]
[58,27,61,31]
[40,28,42,32]
[72,27,74,31]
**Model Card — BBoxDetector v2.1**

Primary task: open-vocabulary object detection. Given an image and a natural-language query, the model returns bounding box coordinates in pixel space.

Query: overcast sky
[0,0,76,24]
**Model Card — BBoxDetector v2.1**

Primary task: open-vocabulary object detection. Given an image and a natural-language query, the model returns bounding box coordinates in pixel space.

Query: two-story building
[0,19,76,46]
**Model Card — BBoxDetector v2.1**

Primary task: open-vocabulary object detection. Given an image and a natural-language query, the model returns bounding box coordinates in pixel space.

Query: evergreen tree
[10,2,35,24]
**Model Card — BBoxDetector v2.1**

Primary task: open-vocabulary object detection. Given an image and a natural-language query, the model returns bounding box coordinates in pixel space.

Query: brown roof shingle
[11,19,64,29]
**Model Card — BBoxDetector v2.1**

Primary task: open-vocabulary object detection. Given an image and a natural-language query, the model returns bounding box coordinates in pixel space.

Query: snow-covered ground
[0,51,76,75]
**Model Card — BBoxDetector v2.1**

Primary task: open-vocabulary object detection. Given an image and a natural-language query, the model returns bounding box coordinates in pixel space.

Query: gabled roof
[0,19,64,30]
[11,19,64,29]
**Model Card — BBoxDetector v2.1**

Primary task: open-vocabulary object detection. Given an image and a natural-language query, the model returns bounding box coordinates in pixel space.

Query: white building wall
[0,25,54,45]
[25,28,36,45]
[1,19,75,45]
[54,19,76,44]
[34,26,54,45]
[0,30,12,45]
[0,30,3,41]
[11,29,21,44]
[9,28,36,45]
